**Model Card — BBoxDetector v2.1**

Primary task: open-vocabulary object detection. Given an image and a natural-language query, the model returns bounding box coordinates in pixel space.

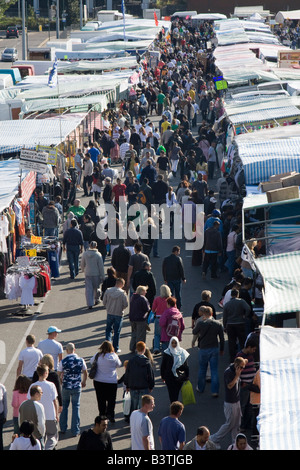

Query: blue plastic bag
[147,310,155,324]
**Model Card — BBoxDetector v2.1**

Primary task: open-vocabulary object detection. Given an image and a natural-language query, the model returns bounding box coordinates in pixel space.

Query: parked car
[6,26,19,38]
[1,48,18,62]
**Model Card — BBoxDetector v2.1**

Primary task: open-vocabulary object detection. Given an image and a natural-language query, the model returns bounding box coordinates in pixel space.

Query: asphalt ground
[0,110,261,460]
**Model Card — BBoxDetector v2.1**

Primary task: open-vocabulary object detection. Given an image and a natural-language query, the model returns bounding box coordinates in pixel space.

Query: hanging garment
[19,275,36,305]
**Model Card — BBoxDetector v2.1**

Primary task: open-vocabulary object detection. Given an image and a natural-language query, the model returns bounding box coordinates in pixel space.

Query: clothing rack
[6,256,50,316]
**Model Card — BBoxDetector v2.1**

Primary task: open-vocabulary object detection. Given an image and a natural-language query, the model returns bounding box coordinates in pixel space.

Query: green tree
[65,0,79,26]
[0,0,18,19]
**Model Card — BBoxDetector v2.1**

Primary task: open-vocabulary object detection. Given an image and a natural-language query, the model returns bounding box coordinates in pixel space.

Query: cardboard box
[269,171,296,182]
[258,181,283,192]
[280,173,300,188]
[266,185,299,203]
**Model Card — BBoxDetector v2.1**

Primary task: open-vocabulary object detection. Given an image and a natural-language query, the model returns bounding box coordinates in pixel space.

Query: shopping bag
[147,310,155,324]
[181,380,196,406]
[123,391,131,416]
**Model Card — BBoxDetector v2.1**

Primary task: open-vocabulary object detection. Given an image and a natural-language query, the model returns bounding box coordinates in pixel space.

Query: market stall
[258,326,300,450]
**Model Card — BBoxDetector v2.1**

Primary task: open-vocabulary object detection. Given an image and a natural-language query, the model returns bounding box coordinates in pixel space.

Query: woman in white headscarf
[160,337,189,403]
[227,433,253,450]
[62,211,74,234]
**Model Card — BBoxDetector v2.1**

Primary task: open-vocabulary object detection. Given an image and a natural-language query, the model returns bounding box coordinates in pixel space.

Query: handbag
[181,380,196,406]
[89,353,100,379]
[123,391,131,416]
[175,368,188,383]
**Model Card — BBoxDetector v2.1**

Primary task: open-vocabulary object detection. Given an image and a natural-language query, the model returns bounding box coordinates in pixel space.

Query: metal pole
[79,0,83,30]
[56,0,60,39]
[22,0,27,60]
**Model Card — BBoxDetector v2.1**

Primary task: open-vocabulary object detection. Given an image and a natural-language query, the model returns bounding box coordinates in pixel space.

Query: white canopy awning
[275,10,300,24]
[0,114,86,154]
[259,326,300,450]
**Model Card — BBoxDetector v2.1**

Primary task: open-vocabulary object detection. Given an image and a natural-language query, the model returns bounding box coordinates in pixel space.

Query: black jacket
[111,244,131,272]
[132,269,156,305]
[152,180,169,204]
[160,353,189,383]
[162,253,185,282]
[124,353,155,390]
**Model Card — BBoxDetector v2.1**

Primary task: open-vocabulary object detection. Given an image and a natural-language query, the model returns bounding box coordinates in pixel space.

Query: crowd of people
[0,15,264,452]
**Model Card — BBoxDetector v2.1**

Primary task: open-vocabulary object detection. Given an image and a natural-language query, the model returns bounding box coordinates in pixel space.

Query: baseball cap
[212,209,221,217]
[210,197,217,203]
[47,326,62,334]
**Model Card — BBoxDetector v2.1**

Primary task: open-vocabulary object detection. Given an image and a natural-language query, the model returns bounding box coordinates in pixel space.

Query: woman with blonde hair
[90,340,122,422]
[152,284,172,354]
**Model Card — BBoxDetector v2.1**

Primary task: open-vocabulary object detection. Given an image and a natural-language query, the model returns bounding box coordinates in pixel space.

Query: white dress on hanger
[19,275,36,306]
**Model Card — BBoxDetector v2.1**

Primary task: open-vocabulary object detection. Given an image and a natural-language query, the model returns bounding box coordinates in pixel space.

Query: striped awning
[259,326,300,450]
[230,106,300,125]
[236,135,300,185]
[0,115,86,154]
[254,250,300,315]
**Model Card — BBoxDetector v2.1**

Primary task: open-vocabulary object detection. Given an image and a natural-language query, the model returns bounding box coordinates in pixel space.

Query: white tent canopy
[0,115,86,154]
[191,13,227,21]
[259,326,300,450]
[0,160,31,213]
[275,10,300,24]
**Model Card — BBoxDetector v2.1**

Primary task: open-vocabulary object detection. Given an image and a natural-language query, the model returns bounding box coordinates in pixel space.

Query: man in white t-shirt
[130,394,155,450]
[16,334,43,380]
[37,326,63,370]
[28,364,59,450]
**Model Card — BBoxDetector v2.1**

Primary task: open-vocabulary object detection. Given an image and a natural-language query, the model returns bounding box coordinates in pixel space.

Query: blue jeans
[167,279,182,309]
[105,314,123,350]
[44,227,57,237]
[130,388,149,413]
[59,387,81,435]
[153,317,161,351]
[67,245,80,278]
[198,347,219,395]
[225,250,237,278]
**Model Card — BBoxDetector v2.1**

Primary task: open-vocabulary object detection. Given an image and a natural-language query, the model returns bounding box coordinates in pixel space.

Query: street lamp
[21,0,27,60]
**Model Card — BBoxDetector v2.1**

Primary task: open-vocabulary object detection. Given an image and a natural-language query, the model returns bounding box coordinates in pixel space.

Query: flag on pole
[121,0,126,41]
[48,58,58,88]
[154,11,158,26]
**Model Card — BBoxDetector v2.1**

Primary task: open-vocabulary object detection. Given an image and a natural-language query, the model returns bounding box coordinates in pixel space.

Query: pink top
[159,307,185,342]
[152,296,168,318]
[11,390,27,417]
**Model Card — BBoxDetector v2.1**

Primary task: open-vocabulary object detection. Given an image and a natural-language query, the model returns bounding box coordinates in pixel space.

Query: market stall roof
[191,13,227,20]
[234,125,300,184]
[229,105,300,125]
[20,93,109,115]
[0,160,31,213]
[0,114,86,155]
[12,73,131,100]
[258,326,300,450]
[275,10,300,24]
[254,251,300,316]
[56,57,138,73]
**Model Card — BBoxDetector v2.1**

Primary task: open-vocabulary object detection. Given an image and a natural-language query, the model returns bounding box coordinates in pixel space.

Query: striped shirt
[235,350,256,384]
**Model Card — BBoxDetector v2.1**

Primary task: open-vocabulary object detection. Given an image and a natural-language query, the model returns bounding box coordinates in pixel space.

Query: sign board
[36,145,57,165]
[30,235,42,245]
[20,149,48,174]
[25,249,37,257]
[278,50,300,68]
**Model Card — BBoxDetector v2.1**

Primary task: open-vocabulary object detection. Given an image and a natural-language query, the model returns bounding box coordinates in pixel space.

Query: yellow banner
[25,249,37,257]
[31,235,42,245]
